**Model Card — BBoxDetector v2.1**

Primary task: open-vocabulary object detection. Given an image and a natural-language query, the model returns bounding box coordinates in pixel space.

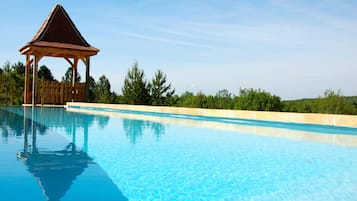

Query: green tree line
[1,61,356,115]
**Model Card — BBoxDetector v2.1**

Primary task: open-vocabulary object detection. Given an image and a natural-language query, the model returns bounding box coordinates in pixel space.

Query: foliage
[95,75,113,103]
[315,90,356,114]
[61,67,81,82]
[234,88,282,111]
[2,61,11,73]
[0,61,25,105]
[88,76,97,102]
[175,88,282,111]
[38,65,56,81]
[12,62,25,75]
[122,62,150,105]
[345,96,357,106]
[150,69,175,106]
[175,91,196,108]
[215,89,234,109]
[1,60,356,116]
[175,91,231,109]
[282,90,357,115]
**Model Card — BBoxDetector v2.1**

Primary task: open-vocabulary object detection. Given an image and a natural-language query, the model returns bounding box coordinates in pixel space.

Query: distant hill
[284,96,357,103]
[282,96,357,115]
[345,96,357,105]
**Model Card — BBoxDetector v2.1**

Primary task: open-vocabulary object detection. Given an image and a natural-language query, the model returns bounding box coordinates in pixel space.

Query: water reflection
[123,119,166,144]
[2,106,109,135]
[67,107,169,144]
[17,143,91,201]
[150,122,165,141]
[96,115,110,129]
[0,107,128,201]
[123,119,146,144]
[0,108,30,141]
[67,107,357,147]
[1,106,112,151]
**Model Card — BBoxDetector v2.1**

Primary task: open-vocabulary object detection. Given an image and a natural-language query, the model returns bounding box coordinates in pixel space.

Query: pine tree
[150,69,175,106]
[96,75,113,103]
[61,67,81,82]
[88,76,97,102]
[122,62,150,105]
[38,65,55,81]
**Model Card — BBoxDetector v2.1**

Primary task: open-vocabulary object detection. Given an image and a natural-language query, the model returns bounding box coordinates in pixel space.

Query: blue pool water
[1,106,357,201]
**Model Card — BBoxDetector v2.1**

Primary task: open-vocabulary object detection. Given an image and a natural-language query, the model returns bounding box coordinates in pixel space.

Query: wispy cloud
[271,0,357,33]
[100,0,357,53]
[112,30,213,48]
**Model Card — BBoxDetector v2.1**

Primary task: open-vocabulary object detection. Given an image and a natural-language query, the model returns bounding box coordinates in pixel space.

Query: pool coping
[66,102,357,128]
[23,104,65,108]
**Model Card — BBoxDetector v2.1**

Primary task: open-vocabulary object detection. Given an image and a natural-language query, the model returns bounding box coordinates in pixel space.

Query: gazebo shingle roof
[20,4,99,57]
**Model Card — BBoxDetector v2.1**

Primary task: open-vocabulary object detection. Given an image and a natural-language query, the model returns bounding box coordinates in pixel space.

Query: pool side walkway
[66,102,357,128]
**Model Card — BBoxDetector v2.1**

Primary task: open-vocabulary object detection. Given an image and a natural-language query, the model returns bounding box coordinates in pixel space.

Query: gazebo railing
[36,80,86,105]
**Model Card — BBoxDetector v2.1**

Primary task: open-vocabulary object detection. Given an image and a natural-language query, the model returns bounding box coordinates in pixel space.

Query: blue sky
[1,0,356,100]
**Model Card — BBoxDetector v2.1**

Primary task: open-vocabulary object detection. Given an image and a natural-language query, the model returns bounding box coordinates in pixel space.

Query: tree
[3,61,11,73]
[215,89,233,109]
[38,65,55,81]
[96,75,113,103]
[234,88,282,111]
[150,69,175,106]
[88,76,97,102]
[314,90,356,114]
[175,91,195,107]
[61,67,81,82]
[122,62,150,105]
[0,70,7,104]
[175,91,209,108]
[195,91,209,108]
[10,62,25,105]
[0,61,24,105]
[11,62,25,75]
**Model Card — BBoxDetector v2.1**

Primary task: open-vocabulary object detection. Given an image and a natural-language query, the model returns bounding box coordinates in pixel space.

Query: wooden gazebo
[19,4,99,105]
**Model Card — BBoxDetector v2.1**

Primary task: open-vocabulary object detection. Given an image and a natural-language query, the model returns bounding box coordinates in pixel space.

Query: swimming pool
[1,106,357,201]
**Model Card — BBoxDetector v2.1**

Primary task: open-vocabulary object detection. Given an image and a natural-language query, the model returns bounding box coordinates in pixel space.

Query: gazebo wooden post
[72,58,78,87]
[23,108,29,156]
[32,55,39,106]
[72,58,78,102]
[85,57,90,102]
[24,54,32,104]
